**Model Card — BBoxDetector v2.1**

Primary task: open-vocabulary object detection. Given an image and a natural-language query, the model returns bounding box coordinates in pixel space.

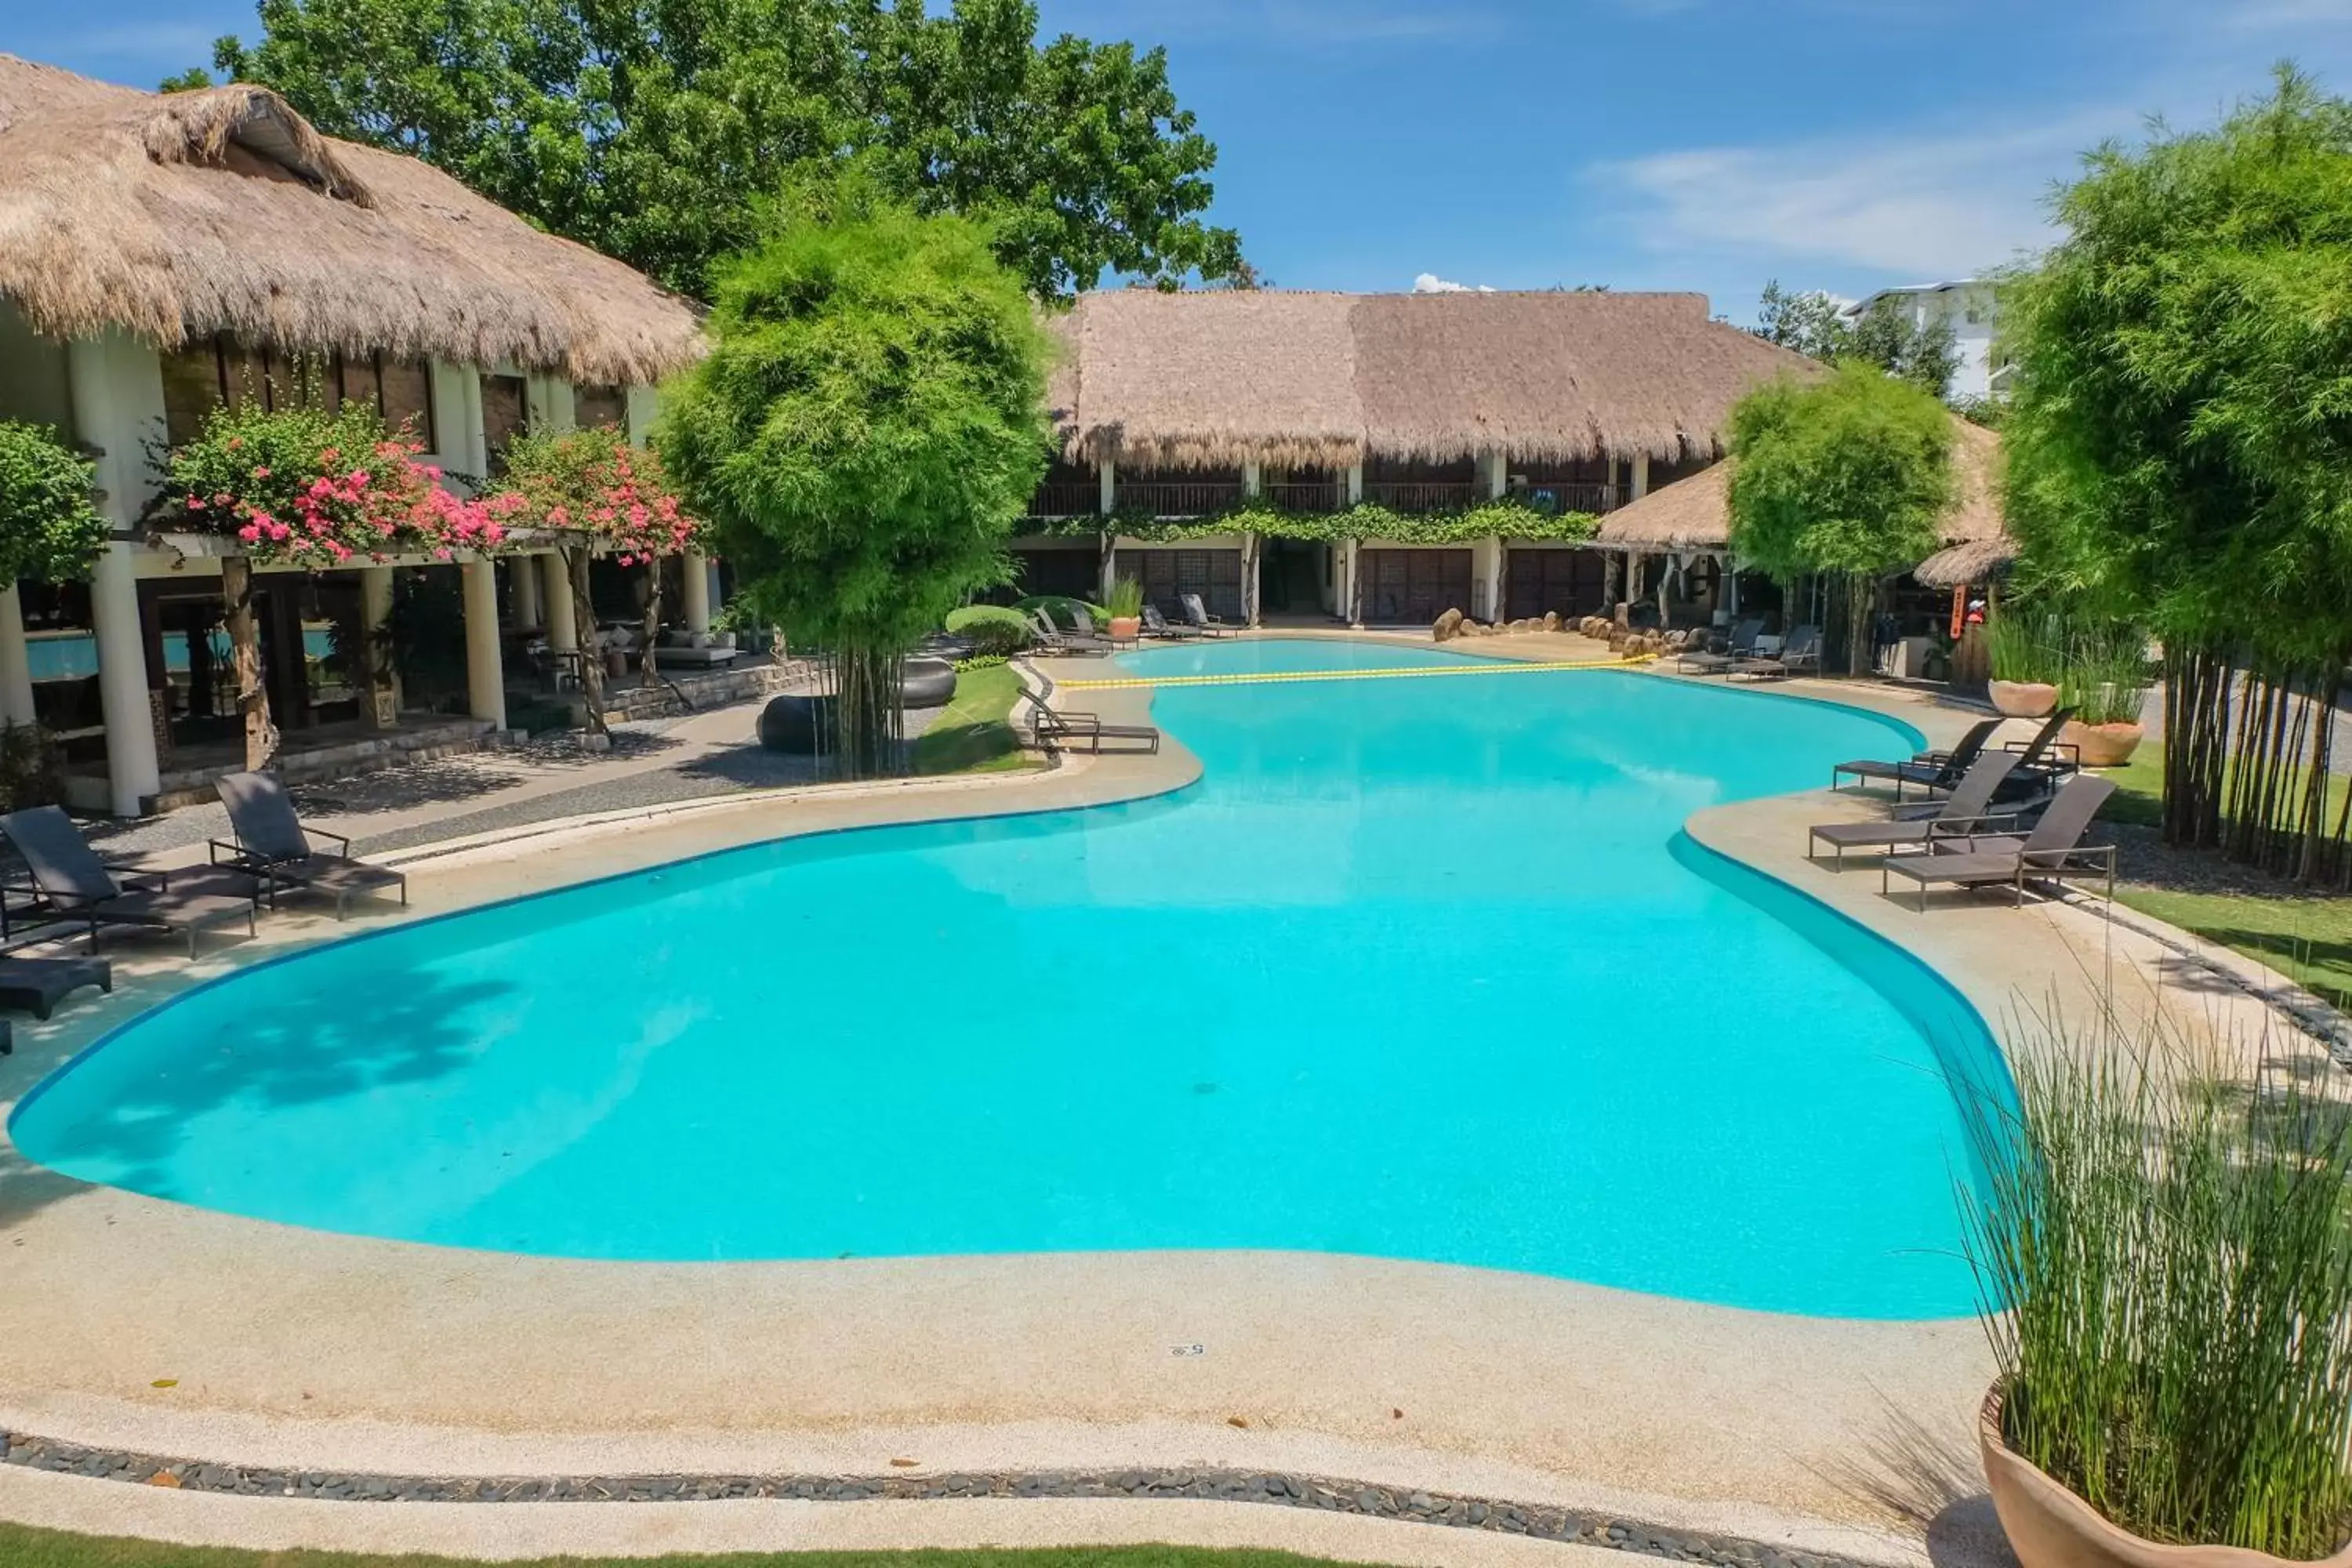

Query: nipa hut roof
[1595,413,2017,583]
[1056,288,1820,470]
[0,56,703,386]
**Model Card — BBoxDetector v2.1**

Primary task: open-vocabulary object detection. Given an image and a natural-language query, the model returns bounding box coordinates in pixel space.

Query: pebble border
[0,1431,1886,1568]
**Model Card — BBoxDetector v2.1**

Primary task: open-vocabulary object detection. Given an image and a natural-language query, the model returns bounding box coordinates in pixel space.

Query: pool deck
[0,630,2327,1565]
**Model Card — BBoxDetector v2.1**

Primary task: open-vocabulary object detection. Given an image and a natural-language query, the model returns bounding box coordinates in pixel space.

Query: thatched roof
[1595,413,2017,583]
[0,56,702,386]
[1055,289,1820,470]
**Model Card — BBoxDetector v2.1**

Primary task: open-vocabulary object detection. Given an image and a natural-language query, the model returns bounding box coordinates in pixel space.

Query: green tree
[1726,363,1954,676]
[0,422,109,585]
[199,0,1242,301]
[1751,280,1962,396]
[2002,66,2352,877]
[655,180,1050,775]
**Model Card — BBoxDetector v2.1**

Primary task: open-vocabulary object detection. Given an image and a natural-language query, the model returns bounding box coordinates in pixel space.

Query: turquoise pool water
[9,639,2003,1318]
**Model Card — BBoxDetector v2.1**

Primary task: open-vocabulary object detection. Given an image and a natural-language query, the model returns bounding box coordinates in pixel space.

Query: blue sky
[12,0,2352,321]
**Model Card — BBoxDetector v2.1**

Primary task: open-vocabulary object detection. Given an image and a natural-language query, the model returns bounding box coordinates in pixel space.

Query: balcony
[1261,480,1345,513]
[1508,481,1629,516]
[1362,480,1483,513]
[1024,481,1100,520]
[1115,480,1245,518]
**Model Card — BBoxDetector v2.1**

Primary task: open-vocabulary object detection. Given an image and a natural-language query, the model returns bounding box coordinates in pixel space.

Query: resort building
[1842,278,2006,401]
[0,56,706,816]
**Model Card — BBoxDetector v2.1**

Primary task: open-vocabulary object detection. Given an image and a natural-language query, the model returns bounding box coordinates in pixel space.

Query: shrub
[1986,612,2066,685]
[1014,593,1107,630]
[0,422,107,582]
[1103,576,1145,619]
[2062,623,2153,726]
[945,604,1034,656]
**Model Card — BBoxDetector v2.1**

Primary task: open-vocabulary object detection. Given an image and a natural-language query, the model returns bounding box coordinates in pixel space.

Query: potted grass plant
[1956,1015,2352,1568]
[1986,613,2064,718]
[2057,625,2153,768]
[1104,575,1145,643]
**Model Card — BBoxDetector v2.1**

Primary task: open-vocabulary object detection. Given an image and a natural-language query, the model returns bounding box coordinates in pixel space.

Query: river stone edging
[0,1430,1891,1568]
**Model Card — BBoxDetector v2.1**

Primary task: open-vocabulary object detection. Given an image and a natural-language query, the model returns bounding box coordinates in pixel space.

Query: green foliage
[1012,593,1106,629]
[909,659,1036,775]
[943,604,1035,656]
[204,0,1243,300]
[0,721,60,811]
[0,422,107,583]
[1956,1013,2352,1556]
[1102,575,1145,619]
[1752,281,1962,396]
[1986,612,2067,686]
[2061,622,2154,726]
[1726,364,1954,581]
[1068,497,1599,547]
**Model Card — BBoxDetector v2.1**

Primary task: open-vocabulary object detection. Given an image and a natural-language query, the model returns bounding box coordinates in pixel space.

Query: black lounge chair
[1882,775,2118,909]
[213,771,407,918]
[1807,752,2022,869]
[0,806,259,958]
[1027,699,1160,755]
[1139,604,1192,640]
[1179,593,1233,637]
[1029,608,1111,655]
[1994,708,2082,793]
[1677,618,1764,675]
[1732,625,1822,681]
[1832,718,2002,797]
[0,953,111,1019]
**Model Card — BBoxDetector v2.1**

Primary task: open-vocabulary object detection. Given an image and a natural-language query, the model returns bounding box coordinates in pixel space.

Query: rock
[1543,612,1561,631]
[1432,608,1464,642]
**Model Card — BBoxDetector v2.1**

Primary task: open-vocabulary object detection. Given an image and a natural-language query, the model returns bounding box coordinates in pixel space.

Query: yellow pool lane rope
[1061,654,1657,691]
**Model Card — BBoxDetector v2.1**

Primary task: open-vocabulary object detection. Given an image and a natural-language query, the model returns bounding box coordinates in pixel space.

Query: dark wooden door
[1358,549,1471,624]
[1504,548,1608,620]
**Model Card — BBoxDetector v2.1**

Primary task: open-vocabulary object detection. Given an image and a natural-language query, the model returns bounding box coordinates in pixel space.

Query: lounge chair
[1676,619,1764,675]
[0,953,111,1019]
[1732,625,1822,681]
[1027,699,1160,755]
[1881,775,2119,910]
[1179,593,1233,637]
[1029,609,1111,655]
[1831,718,2002,797]
[1806,752,2022,869]
[1139,604,1192,640]
[1994,708,2082,792]
[0,806,259,958]
[213,771,407,918]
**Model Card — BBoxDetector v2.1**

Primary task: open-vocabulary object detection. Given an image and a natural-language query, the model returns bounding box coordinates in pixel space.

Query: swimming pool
[9,639,2003,1318]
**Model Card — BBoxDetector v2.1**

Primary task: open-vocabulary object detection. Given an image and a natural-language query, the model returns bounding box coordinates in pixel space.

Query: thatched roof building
[1595,415,2016,581]
[0,56,702,385]
[1053,289,1818,470]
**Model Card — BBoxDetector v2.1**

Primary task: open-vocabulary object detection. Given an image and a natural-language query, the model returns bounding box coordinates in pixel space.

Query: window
[481,374,528,475]
[573,383,627,430]
[159,336,437,450]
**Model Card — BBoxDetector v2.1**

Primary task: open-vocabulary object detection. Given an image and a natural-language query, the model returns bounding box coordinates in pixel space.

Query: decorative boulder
[902,657,958,710]
[1433,608,1465,642]
[758,692,833,753]
[1543,612,1562,632]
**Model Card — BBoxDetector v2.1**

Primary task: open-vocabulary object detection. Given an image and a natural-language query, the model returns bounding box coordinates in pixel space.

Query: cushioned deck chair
[213,771,407,918]
[1831,718,2002,797]
[1731,625,1822,681]
[0,806,258,958]
[1881,775,2118,910]
[0,953,111,1019]
[1027,699,1160,755]
[1180,593,1233,637]
[1676,619,1764,676]
[1807,752,2021,869]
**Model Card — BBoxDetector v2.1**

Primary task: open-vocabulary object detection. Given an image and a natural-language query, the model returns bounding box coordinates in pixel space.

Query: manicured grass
[910,662,1040,776]
[0,1530,1365,1568]
[2116,884,2352,1012]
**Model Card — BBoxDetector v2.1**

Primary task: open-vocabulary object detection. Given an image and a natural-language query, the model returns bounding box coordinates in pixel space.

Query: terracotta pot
[1980,1385,2352,1568]
[1991,679,2060,718]
[1107,615,1141,641]
[2061,720,2143,768]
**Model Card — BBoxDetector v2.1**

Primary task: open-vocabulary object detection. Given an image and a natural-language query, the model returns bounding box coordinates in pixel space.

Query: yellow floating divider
[1061,655,1656,692]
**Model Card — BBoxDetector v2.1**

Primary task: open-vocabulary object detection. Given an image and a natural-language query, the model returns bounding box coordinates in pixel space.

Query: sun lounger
[1027,701,1160,755]
[0,806,259,958]
[1179,593,1233,637]
[213,771,407,918]
[0,953,111,1018]
[1029,608,1111,655]
[1881,775,2118,909]
[1832,718,2002,796]
[1731,625,1821,681]
[1806,752,2022,869]
[1676,618,1764,675]
[1139,604,1192,640]
[1994,708,2082,792]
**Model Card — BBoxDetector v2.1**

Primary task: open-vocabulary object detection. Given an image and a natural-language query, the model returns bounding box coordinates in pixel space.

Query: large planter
[1991,679,2060,718]
[1107,615,1142,642]
[1979,1385,2352,1568]
[2061,720,2144,768]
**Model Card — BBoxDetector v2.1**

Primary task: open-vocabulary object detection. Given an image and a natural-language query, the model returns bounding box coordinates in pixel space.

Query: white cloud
[1413,272,1496,293]
[1591,111,2123,280]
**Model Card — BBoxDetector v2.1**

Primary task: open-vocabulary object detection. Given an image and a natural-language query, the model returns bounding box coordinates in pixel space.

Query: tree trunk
[565,545,608,736]
[639,554,665,688]
[1847,571,1875,677]
[221,555,278,771]
[828,640,904,780]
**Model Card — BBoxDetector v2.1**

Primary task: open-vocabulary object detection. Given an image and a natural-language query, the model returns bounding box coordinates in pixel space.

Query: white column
[1098,456,1116,516]
[1241,532,1261,626]
[539,551,578,654]
[1473,535,1504,622]
[67,332,164,815]
[513,550,542,630]
[623,385,655,445]
[1346,461,1364,505]
[0,585,35,728]
[1243,459,1262,498]
[1484,449,1508,499]
[462,555,505,729]
[358,564,400,724]
[682,547,712,634]
[1632,452,1652,501]
[1341,538,1362,627]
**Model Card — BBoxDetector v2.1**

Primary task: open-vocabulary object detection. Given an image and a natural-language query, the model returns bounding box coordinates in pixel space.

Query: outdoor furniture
[1676,618,1764,675]
[1806,752,2022,869]
[1070,606,1134,651]
[212,771,408,918]
[1029,609,1112,655]
[1831,718,2002,796]
[1179,593,1233,637]
[0,806,260,958]
[1994,708,2083,793]
[1139,604,1192,640]
[1731,625,1822,681]
[1027,700,1160,755]
[1881,775,2119,910]
[0,953,111,1019]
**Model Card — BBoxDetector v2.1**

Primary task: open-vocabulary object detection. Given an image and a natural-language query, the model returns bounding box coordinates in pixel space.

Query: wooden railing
[1024,481,1099,519]
[1261,481,1345,513]
[1507,481,1629,516]
[1361,481,1482,513]
[1115,481,1245,517]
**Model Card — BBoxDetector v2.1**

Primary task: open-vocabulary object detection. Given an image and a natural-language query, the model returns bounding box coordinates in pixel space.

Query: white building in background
[1843,279,2005,403]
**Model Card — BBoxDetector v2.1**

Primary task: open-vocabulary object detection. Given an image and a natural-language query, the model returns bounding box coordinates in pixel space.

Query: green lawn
[0,1530,1365,1568]
[910,662,1040,776]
